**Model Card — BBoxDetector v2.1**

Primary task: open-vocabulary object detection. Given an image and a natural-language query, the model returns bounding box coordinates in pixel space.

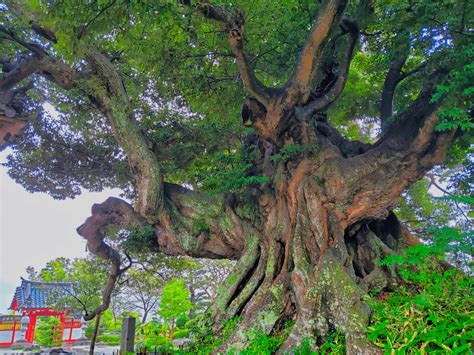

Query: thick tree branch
[30,21,57,43]
[76,197,144,322]
[77,189,246,263]
[156,183,246,259]
[2,28,164,220]
[0,45,84,149]
[380,56,407,122]
[380,54,426,128]
[0,26,48,57]
[184,1,349,145]
[287,0,347,100]
[84,49,164,222]
[0,80,36,147]
[0,32,82,92]
[323,71,454,228]
[190,1,273,106]
[75,193,245,322]
[298,17,359,118]
[0,56,41,91]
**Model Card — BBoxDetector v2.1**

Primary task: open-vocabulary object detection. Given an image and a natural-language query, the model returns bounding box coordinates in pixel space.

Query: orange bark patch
[0,116,27,148]
[291,272,307,294]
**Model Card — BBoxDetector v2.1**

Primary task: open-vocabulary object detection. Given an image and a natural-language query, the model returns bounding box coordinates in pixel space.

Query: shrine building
[0,278,83,347]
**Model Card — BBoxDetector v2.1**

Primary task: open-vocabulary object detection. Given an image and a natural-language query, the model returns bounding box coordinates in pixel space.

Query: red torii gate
[3,278,82,346]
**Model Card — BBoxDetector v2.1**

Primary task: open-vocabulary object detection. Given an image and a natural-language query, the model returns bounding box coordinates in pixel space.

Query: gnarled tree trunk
[77,91,452,353]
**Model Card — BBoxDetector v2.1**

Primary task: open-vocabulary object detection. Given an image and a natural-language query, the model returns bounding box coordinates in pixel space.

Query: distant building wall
[0,315,82,346]
[0,316,21,346]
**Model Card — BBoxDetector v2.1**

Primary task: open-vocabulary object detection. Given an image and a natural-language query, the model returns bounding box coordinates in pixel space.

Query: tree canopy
[1,0,472,198]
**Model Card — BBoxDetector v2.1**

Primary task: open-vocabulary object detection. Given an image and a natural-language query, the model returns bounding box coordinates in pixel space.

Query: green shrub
[35,317,63,347]
[139,336,173,353]
[369,226,474,353]
[137,320,175,352]
[174,328,189,339]
[97,333,121,345]
[242,328,284,354]
[186,316,240,353]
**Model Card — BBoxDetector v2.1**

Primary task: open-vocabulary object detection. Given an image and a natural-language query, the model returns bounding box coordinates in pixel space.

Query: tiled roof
[9,278,77,310]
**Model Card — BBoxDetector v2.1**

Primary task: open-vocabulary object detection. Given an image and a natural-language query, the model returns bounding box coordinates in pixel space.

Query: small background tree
[158,280,191,341]
[35,317,62,348]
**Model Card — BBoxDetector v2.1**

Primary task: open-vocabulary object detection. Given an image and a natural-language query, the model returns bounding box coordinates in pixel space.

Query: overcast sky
[0,149,122,313]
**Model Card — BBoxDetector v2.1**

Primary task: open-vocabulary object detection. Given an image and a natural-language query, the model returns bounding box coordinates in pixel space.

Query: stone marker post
[12,315,30,349]
[120,315,136,354]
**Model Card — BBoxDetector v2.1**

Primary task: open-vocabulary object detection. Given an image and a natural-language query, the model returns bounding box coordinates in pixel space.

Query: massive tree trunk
[1,1,457,353]
[200,173,417,353]
[76,91,453,353]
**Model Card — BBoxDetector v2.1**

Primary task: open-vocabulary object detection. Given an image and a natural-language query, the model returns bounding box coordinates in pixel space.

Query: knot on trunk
[241,98,267,127]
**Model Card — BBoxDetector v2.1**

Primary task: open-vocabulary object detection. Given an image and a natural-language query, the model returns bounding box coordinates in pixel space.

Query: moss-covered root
[207,234,261,326]
[209,246,290,353]
[279,252,380,354]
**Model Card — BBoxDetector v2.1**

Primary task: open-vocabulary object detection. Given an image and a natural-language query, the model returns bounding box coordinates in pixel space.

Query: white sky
[0,149,122,313]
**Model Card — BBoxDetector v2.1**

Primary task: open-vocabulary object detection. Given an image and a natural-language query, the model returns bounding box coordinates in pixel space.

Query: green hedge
[97,333,121,345]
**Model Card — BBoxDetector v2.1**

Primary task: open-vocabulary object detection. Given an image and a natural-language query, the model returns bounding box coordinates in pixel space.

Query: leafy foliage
[96,333,121,346]
[433,61,474,132]
[369,268,473,353]
[159,279,192,340]
[190,149,269,194]
[35,317,62,348]
[2,0,472,198]
[369,225,473,353]
[396,179,453,231]
[186,315,241,353]
[27,257,108,315]
[138,320,174,353]
[121,224,157,254]
[271,144,306,163]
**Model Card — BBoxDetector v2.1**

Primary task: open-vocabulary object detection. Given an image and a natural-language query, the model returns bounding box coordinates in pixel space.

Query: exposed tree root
[196,204,415,354]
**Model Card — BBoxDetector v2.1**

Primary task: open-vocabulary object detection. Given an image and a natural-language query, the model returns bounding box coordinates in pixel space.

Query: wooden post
[25,313,35,343]
[120,316,136,354]
[11,318,17,344]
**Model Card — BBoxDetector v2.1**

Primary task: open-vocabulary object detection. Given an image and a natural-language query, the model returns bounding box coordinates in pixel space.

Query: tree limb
[0,26,48,57]
[380,57,426,126]
[77,0,117,40]
[0,56,41,91]
[3,28,163,221]
[380,56,407,122]
[398,62,426,83]
[185,1,273,106]
[298,16,359,118]
[323,70,454,228]
[84,49,164,222]
[76,197,138,321]
[30,21,57,43]
[74,191,249,324]
[61,285,90,317]
[287,0,347,100]
[76,187,247,261]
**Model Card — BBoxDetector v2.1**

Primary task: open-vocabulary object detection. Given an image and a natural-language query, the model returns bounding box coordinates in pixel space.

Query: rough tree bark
[2,1,457,353]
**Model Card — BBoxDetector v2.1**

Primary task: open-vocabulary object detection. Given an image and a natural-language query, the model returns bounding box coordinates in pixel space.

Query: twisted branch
[76,197,144,321]
[188,1,273,106]
[298,16,359,118]
[287,0,348,98]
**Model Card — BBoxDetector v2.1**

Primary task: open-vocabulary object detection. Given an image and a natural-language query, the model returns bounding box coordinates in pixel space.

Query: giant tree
[1,0,472,352]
